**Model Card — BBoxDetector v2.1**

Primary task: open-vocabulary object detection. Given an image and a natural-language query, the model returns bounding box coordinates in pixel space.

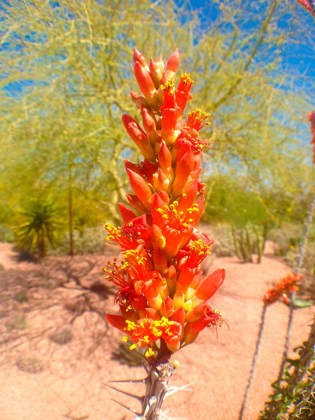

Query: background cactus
[232,222,268,263]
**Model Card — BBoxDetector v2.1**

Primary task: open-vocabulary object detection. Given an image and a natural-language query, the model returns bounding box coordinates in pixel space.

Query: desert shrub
[7,315,29,330]
[15,197,61,261]
[111,342,145,367]
[44,279,60,289]
[14,290,28,303]
[260,321,315,419]
[50,325,73,345]
[0,225,14,243]
[52,226,107,255]
[269,223,304,256]
[205,224,236,257]
[17,352,43,374]
[285,242,315,273]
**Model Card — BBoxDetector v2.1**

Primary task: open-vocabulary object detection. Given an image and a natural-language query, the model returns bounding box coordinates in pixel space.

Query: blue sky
[186,0,315,80]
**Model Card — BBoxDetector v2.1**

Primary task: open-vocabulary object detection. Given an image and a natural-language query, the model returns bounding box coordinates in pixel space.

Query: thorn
[105,384,144,403]
[106,378,147,384]
[165,383,193,399]
[110,398,140,416]
[143,363,150,374]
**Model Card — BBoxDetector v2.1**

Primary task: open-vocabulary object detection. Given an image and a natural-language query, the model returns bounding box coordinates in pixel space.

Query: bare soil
[0,242,314,420]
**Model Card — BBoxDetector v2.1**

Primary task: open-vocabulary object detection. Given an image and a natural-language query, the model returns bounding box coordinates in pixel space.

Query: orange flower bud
[126,168,152,209]
[141,106,159,144]
[171,307,185,325]
[145,308,161,320]
[150,57,164,86]
[185,303,207,322]
[177,180,199,213]
[130,90,148,109]
[133,47,148,68]
[196,269,225,302]
[153,246,168,274]
[160,297,174,318]
[158,141,174,181]
[166,264,177,294]
[173,290,185,310]
[184,322,199,344]
[161,48,180,83]
[166,48,180,72]
[134,61,155,95]
[122,114,156,161]
[118,203,137,224]
[172,148,194,197]
[166,335,181,352]
[125,193,147,212]
[148,294,163,311]
[152,169,171,193]
[151,223,166,250]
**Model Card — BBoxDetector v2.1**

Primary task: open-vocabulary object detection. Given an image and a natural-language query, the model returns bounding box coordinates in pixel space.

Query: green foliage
[269,223,305,257]
[50,325,73,345]
[7,315,29,330]
[286,242,315,274]
[51,226,107,255]
[0,226,14,243]
[17,352,43,374]
[269,222,315,276]
[208,224,236,257]
[111,341,145,367]
[14,290,28,303]
[259,319,315,419]
[231,222,268,263]
[14,197,60,261]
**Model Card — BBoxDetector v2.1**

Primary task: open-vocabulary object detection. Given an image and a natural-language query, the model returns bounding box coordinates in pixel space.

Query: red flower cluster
[307,111,315,164]
[104,48,226,358]
[263,273,302,305]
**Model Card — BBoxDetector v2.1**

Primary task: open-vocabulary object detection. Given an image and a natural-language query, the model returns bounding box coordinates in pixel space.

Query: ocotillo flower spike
[263,273,302,305]
[307,111,315,164]
[104,48,226,359]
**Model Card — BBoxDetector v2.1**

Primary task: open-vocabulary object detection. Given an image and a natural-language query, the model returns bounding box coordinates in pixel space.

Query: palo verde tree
[0,0,314,253]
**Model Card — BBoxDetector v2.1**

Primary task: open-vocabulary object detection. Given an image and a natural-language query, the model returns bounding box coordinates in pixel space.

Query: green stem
[277,191,315,383]
[239,304,267,420]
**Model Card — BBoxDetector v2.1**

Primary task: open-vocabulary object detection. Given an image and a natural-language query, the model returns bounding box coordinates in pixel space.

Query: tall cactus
[232,223,268,264]
[103,48,227,419]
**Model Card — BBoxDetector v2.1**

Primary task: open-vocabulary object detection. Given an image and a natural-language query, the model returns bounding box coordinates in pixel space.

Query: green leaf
[293,299,312,308]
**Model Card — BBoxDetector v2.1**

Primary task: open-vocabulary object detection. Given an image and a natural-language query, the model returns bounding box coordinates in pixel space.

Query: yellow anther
[180,73,194,85]
[145,348,155,358]
[161,80,175,94]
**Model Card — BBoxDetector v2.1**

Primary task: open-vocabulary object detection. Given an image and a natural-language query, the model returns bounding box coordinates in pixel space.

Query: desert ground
[0,241,314,420]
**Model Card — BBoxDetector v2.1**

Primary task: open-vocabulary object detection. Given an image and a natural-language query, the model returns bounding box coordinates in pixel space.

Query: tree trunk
[69,166,74,257]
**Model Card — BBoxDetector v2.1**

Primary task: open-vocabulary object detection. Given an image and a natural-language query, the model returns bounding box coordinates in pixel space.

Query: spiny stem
[140,353,176,420]
[239,304,267,420]
[277,191,315,383]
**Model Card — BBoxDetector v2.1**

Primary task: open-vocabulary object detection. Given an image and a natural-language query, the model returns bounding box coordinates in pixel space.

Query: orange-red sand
[0,242,314,420]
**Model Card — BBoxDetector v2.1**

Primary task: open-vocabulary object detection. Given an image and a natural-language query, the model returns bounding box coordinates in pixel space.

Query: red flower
[307,111,315,164]
[263,273,302,305]
[184,307,227,344]
[104,48,227,358]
